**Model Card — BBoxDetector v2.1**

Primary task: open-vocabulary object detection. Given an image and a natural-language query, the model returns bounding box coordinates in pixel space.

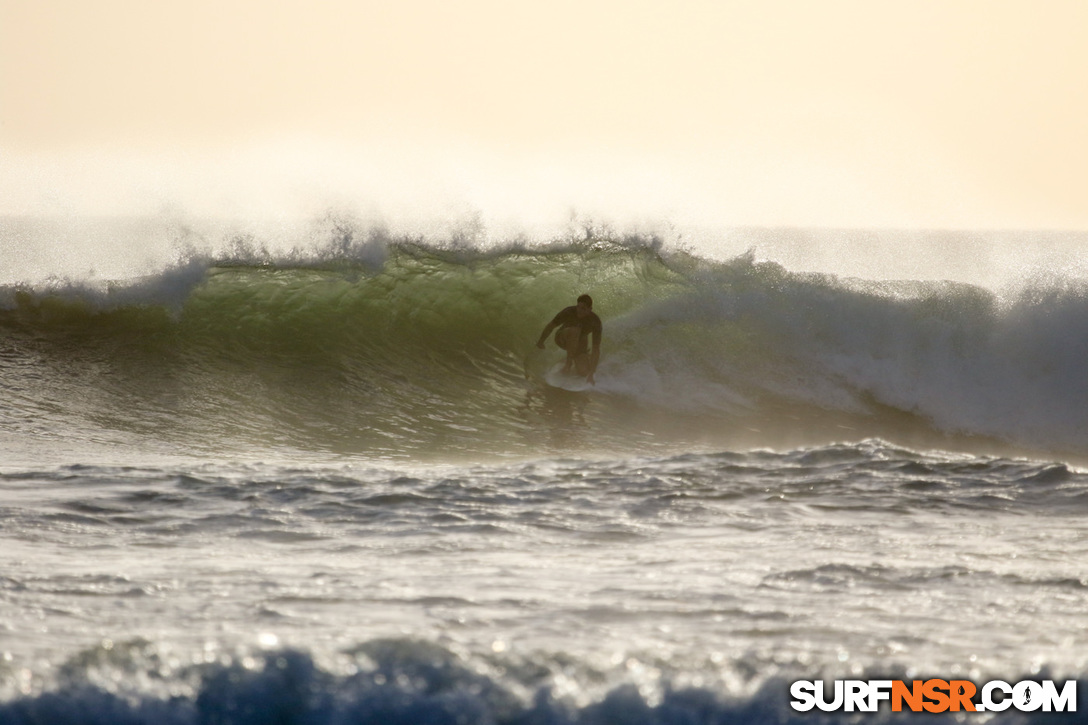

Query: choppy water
[2,219,1088,723]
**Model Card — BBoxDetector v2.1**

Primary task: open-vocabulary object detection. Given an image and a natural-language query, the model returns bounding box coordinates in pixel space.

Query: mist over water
[5,134,1085,288]
[5,207,1088,290]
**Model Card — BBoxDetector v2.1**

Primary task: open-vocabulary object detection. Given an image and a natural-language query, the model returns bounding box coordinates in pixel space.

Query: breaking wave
[4,231,1088,459]
[2,643,1083,725]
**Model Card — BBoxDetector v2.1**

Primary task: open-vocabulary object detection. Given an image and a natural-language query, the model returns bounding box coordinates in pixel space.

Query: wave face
[4,233,1088,460]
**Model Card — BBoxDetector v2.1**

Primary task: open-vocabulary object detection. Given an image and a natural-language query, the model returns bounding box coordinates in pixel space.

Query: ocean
[2,216,1087,723]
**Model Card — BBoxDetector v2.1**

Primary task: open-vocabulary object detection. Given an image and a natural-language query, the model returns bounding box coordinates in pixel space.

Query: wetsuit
[549,306,602,354]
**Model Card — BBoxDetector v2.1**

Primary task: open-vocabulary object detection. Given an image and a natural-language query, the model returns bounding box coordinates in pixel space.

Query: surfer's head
[576,294,593,316]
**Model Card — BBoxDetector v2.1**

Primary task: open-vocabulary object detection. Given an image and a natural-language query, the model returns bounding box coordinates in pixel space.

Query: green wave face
[1,242,704,459]
[4,239,1088,461]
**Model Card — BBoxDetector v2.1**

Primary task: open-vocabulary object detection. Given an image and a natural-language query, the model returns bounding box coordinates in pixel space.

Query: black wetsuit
[550,306,602,354]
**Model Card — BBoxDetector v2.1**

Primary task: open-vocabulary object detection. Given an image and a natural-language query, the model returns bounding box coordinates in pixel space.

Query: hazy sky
[2,0,1086,229]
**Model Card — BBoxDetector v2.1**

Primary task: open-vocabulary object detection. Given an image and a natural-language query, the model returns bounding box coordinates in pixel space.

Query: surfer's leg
[555,328,579,373]
[568,332,590,376]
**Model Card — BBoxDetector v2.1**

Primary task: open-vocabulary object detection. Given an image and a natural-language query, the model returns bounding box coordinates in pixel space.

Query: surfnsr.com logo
[790,679,1077,713]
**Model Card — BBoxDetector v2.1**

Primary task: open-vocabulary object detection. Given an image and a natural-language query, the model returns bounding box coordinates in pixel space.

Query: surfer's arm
[536,321,558,349]
[586,331,601,384]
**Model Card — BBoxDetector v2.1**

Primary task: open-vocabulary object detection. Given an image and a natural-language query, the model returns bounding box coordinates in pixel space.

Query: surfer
[536,294,602,384]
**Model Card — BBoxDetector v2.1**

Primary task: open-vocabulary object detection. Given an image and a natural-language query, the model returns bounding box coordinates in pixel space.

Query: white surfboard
[544,362,594,392]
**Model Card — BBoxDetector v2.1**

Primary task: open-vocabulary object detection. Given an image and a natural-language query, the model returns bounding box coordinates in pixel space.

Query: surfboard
[544,362,594,392]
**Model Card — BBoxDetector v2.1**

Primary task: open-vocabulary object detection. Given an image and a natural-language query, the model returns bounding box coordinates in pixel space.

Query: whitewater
[2,216,1088,723]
